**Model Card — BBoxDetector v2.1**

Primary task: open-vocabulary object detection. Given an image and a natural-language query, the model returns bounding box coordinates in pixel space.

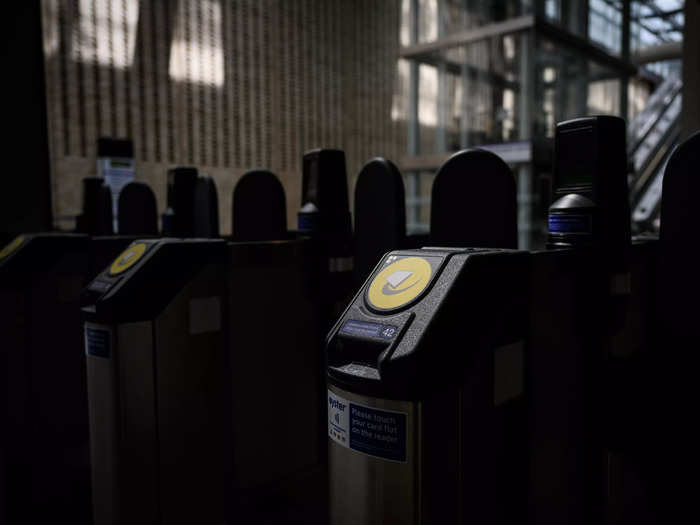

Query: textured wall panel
[42,0,403,233]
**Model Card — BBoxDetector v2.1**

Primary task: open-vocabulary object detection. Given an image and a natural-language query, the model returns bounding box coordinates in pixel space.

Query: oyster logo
[382,270,418,295]
[109,242,148,275]
[367,256,432,311]
[118,251,137,265]
[329,397,346,412]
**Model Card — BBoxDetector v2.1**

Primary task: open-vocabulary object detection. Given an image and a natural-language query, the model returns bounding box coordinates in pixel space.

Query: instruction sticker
[328,390,407,462]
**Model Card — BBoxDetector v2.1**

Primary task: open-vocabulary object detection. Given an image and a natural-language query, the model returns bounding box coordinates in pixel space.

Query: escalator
[627,69,683,233]
[628,73,682,157]
[632,125,681,232]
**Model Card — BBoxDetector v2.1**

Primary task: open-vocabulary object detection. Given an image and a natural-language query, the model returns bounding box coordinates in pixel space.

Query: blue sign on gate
[348,403,406,462]
[85,327,111,358]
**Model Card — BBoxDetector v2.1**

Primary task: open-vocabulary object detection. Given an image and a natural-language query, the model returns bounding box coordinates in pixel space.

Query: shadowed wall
[42,0,403,234]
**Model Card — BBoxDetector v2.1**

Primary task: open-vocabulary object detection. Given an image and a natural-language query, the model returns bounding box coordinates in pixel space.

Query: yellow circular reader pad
[367,256,432,311]
[109,242,147,275]
[0,236,25,260]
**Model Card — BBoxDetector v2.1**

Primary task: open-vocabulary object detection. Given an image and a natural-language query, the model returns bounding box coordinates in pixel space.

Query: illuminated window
[71,0,139,68]
[392,59,411,122]
[418,64,438,127]
[168,0,224,87]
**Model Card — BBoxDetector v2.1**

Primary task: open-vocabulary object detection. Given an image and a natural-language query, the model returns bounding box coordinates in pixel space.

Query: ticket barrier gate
[77,177,113,235]
[0,177,160,522]
[430,149,517,249]
[328,146,523,524]
[528,247,613,525]
[227,169,323,522]
[194,175,220,238]
[381,148,515,257]
[0,233,92,524]
[533,237,658,525]
[295,149,357,475]
[162,166,199,236]
[83,239,228,525]
[83,239,324,525]
[602,130,700,524]
[605,236,660,525]
[326,247,529,525]
[118,181,158,235]
[232,169,287,242]
[83,169,325,524]
[602,131,700,524]
[651,130,700,523]
[326,252,623,525]
[353,149,518,286]
[353,158,406,285]
[0,232,156,524]
[525,243,656,524]
[298,148,354,326]
[224,240,322,522]
[326,116,635,525]
[530,115,632,525]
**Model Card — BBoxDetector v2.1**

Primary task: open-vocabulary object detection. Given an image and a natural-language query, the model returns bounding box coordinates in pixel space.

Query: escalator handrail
[631,92,682,178]
[627,72,682,155]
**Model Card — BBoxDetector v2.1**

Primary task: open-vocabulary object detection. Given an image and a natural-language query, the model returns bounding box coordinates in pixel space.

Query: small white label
[329,256,354,273]
[494,341,524,406]
[98,156,135,233]
[189,297,221,335]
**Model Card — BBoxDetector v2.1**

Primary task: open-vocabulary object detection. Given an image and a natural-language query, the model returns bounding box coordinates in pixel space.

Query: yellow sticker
[367,256,432,311]
[109,242,147,275]
[0,236,25,260]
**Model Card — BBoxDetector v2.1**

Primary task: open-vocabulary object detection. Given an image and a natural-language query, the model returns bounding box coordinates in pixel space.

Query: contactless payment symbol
[367,256,432,311]
[0,236,25,260]
[109,242,147,275]
[382,270,416,295]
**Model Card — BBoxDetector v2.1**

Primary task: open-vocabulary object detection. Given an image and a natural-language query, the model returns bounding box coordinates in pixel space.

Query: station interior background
[1,3,699,525]
[1,0,698,247]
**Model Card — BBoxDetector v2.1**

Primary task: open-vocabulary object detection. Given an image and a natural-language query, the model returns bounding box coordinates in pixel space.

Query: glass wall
[631,0,684,53]
[534,37,623,138]
[406,170,436,233]
[540,0,592,41]
[396,0,684,244]
[589,0,623,55]
[415,0,534,43]
[408,35,525,155]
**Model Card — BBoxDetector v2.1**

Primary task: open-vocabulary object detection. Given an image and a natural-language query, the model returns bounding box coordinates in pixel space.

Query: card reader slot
[330,335,390,370]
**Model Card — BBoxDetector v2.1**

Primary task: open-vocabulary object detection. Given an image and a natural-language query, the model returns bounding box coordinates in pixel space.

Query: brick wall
[41,0,404,234]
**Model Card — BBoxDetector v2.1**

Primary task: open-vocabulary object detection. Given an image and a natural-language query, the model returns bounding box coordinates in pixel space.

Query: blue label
[297,212,319,232]
[340,319,398,340]
[85,327,111,358]
[349,403,407,462]
[328,390,408,462]
[548,214,592,234]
